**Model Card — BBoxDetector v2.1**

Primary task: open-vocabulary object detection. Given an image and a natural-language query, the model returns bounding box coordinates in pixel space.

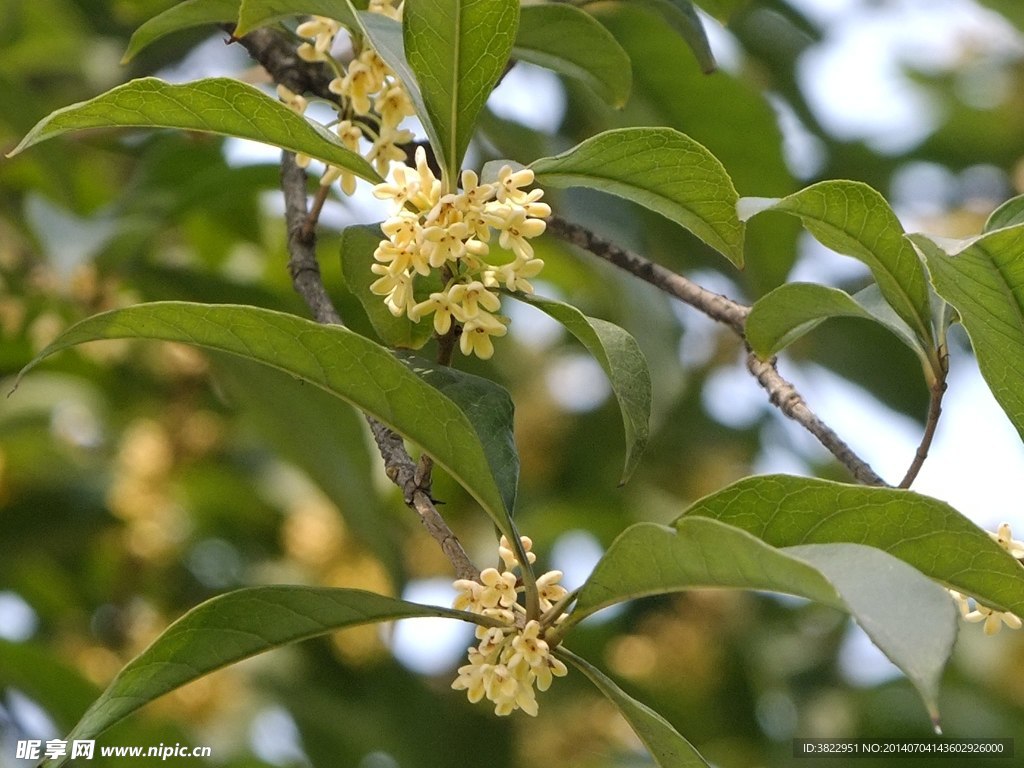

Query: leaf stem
[899,346,949,489]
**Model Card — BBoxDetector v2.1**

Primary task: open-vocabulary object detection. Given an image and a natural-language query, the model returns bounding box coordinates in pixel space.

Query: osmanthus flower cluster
[451,536,569,716]
[949,522,1024,635]
[371,154,549,359]
[276,1,415,192]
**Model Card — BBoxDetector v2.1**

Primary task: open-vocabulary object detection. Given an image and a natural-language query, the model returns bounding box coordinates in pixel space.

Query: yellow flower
[498,535,536,569]
[495,165,537,204]
[479,567,517,609]
[990,522,1024,559]
[536,570,568,612]
[447,280,501,319]
[409,291,461,335]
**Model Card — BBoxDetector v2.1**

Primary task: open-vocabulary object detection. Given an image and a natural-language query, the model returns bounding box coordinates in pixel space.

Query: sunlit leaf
[570,519,955,721]
[912,227,1024,441]
[984,193,1024,232]
[513,4,631,108]
[746,282,925,364]
[340,224,436,349]
[40,587,496,767]
[403,0,520,184]
[558,647,711,768]
[16,302,518,538]
[122,0,239,63]
[680,474,1024,616]
[8,78,382,183]
[532,127,744,265]
[513,294,650,484]
[739,182,935,354]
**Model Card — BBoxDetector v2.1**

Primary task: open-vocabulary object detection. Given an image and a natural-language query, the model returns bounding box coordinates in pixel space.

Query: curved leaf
[235,0,358,36]
[7,77,382,183]
[16,302,518,537]
[41,587,496,767]
[608,0,716,74]
[984,194,1024,232]
[680,474,1024,616]
[913,227,1024,440]
[557,647,711,768]
[514,294,651,484]
[340,223,436,349]
[122,0,240,63]
[403,0,520,185]
[570,519,956,721]
[573,519,843,622]
[746,282,925,363]
[513,4,631,108]
[531,127,744,266]
[739,182,935,353]
[782,543,955,724]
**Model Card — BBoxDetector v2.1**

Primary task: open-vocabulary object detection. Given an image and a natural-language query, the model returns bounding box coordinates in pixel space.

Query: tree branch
[545,215,888,487]
[279,153,478,581]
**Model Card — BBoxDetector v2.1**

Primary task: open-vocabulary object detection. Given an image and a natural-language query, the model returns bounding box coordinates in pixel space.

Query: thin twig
[546,215,889,487]
[899,349,949,489]
[301,184,331,242]
[279,150,478,581]
[546,215,749,333]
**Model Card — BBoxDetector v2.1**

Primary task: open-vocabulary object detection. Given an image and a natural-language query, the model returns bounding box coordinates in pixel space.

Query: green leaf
[557,647,711,768]
[739,182,935,354]
[781,543,955,724]
[41,587,496,767]
[569,519,956,721]
[573,519,843,621]
[351,11,436,157]
[531,127,744,266]
[122,0,240,63]
[340,224,436,349]
[513,294,651,484]
[16,302,518,538]
[513,4,631,108]
[403,0,520,185]
[680,474,1024,616]
[984,194,1024,232]
[7,77,382,183]
[912,227,1024,440]
[596,0,716,74]
[235,0,358,36]
[746,282,925,364]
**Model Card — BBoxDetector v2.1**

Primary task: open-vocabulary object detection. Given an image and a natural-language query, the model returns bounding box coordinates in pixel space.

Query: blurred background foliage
[2,1,1024,766]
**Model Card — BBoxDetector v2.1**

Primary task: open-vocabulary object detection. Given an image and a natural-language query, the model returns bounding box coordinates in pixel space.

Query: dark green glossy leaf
[514,294,651,484]
[513,4,631,108]
[532,127,744,265]
[558,647,710,768]
[41,587,496,767]
[680,474,1024,616]
[984,194,1024,232]
[122,0,239,63]
[16,302,518,538]
[403,0,520,184]
[235,0,358,36]
[340,223,435,349]
[912,227,1024,441]
[746,282,925,364]
[8,78,382,183]
[739,182,935,354]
